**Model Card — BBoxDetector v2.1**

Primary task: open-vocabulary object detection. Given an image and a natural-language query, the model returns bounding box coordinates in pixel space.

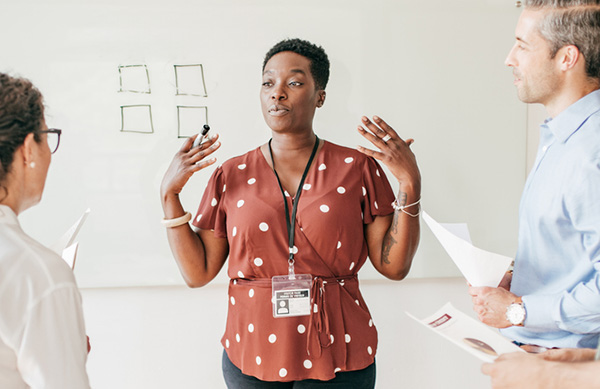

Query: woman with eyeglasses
[0,72,90,387]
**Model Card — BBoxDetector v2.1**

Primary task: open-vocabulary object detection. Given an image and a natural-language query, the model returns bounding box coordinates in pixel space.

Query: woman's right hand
[160,133,221,200]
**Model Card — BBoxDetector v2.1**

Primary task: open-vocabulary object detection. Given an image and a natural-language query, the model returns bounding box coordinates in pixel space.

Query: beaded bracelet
[391,198,421,217]
[161,211,192,228]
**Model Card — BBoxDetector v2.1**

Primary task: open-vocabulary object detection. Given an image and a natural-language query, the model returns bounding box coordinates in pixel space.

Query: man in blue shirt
[469,0,600,351]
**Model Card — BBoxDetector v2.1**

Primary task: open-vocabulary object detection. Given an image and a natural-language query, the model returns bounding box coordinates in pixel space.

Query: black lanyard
[268,135,320,271]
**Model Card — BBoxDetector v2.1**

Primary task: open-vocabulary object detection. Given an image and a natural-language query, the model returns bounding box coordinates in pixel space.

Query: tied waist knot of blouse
[235,274,358,358]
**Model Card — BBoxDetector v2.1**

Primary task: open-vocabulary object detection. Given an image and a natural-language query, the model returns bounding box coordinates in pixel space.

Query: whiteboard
[3,0,526,287]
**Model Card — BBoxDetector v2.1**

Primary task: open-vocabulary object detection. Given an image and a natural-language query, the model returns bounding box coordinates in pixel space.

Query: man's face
[505,9,562,106]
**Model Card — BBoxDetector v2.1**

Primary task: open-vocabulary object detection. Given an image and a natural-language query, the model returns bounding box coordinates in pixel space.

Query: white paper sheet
[406,302,525,363]
[62,242,79,269]
[51,208,90,254]
[422,211,512,287]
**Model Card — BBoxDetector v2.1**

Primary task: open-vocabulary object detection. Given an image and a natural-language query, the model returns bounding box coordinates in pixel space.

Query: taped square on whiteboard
[174,64,207,96]
[118,64,151,94]
[177,106,208,138]
[120,105,154,134]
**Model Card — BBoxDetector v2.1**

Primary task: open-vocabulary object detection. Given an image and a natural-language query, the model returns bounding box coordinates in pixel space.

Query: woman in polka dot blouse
[160,38,421,388]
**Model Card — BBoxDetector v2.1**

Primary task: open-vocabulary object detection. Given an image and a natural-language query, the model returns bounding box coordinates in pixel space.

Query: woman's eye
[262,82,272,87]
[290,81,303,86]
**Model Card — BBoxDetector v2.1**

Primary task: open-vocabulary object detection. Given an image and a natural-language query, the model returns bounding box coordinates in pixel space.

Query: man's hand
[469,286,522,328]
[541,348,596,362]
[481,352,551,389]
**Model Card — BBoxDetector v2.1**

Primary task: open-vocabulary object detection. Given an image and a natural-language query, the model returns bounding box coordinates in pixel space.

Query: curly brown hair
[0,73,45,199]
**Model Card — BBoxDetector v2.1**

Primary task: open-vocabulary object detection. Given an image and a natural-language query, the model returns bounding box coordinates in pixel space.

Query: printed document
[422,211,512,287]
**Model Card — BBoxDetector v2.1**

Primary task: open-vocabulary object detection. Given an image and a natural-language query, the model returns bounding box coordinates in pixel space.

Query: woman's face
[260,51,324,134]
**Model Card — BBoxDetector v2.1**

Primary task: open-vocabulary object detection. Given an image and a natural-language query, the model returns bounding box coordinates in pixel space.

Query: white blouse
[0,205,90,388]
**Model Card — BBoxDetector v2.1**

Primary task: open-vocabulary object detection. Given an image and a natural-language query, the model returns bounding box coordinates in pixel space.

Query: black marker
[192,124,211,148]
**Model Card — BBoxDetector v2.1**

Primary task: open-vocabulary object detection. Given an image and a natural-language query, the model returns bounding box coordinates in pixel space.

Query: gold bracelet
[161,212,192,228]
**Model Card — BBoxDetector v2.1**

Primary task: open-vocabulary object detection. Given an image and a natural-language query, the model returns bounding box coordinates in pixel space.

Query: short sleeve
[191,166,228,238]
[361,157,395,224]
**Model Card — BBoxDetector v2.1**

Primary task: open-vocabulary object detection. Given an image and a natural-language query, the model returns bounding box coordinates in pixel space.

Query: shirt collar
[545,89,600,143]
[0,204,19,226]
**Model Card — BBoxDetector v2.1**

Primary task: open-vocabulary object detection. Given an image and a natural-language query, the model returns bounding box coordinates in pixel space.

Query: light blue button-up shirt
[501,90,600,348]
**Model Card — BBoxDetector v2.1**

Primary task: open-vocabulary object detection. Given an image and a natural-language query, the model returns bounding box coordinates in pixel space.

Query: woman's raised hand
[160,133,221,198]
[357,116,420,187]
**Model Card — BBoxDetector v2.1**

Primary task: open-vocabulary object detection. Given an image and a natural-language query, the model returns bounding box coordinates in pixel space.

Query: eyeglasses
[37,128,62,154]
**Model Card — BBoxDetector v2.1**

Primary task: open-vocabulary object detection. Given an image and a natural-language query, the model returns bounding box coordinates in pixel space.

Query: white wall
[82,277,491,389]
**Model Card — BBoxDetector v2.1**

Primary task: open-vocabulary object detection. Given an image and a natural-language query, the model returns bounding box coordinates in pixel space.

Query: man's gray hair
[523,0,600,82]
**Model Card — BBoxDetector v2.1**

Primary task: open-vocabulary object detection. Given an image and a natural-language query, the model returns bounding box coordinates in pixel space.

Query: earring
[29,162,36,169]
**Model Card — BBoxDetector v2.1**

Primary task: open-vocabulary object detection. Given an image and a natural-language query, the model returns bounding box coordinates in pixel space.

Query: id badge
[272,274,313,318]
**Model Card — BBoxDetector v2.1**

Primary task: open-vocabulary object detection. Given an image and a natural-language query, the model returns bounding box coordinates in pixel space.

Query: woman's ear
[20,133,37,168]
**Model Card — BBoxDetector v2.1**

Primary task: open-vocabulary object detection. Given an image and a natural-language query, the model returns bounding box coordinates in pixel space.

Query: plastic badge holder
[272,274,313,318]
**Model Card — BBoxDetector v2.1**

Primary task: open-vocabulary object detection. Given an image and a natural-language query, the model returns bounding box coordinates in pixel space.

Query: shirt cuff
[522,294,560,331]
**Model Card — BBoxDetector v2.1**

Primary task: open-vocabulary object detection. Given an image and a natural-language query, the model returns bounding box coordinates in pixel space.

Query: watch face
[506,303,526,325]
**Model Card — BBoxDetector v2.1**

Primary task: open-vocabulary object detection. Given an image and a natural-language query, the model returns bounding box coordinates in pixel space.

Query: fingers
[188,137,221,165]
[362,115,402,141]
[481,362,494,375]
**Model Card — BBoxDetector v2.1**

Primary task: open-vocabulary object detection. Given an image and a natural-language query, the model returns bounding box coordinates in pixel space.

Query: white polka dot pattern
[230,297,236,305]
[256,356,262,365]
[303,184,311,190]
[337,241,342,249]
[238,164,246,170]
[237,200,245,208]
[222,185,226,192]
[349,262,355,271]
[254,258,263,267]
[196,214,202,223]
[236,333,241,342]
[297,324,306,334]
[337,186,346,194]
[249,289,255,298]
[362,187,367,196]
[374,201,378,209]
[248,323,254,333]
[304,360,312,369]
[334,367,341,373]
[376,169,380,177]
[232,227,237,237]
[369,319,373,327]
[318,163,327,171]
[368,346,373,355]
[330,335,334,344]
[237,271,244,278]
[344,157,354,163]
[320,205,330,213]
[248,178,256,185]
[345,334,351,343]
[259,222,269,232]
[279,368,287,378]
[225,339,230,348]
[269,334,277,343]
[211,198,217,206]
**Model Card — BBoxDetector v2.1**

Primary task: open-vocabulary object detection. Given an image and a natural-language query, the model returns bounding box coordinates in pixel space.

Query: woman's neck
[269,131,317,153]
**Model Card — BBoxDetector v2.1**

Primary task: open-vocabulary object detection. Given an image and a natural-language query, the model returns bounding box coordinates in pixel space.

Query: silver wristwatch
[506,302,526,326]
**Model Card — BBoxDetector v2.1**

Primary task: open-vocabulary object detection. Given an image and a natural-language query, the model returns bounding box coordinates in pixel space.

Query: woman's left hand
[356,116,421,188]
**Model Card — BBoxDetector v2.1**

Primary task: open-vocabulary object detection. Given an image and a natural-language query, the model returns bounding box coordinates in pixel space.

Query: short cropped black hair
[262,38,330,90]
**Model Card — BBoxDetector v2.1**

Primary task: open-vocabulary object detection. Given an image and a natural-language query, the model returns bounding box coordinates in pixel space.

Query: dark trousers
[222,350,376,389]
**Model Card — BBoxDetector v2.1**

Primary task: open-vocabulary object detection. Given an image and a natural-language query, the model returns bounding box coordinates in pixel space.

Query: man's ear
[317,90,326,108]
[557,44,581,72]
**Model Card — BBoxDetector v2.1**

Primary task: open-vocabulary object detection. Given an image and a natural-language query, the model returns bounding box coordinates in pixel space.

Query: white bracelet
[391,198,421,217]
[161,212,192,228]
